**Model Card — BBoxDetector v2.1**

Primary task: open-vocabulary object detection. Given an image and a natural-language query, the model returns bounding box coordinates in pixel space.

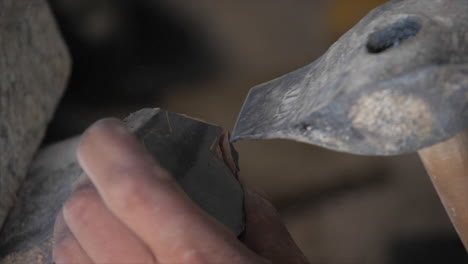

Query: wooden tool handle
[418,129,468,250]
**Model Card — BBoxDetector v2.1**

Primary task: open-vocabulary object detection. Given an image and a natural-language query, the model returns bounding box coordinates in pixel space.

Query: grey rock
[127,109,244,235]
[0,109,244,263]
[0,0,71,229]
[0,137,81,264]
[232,0,468,156]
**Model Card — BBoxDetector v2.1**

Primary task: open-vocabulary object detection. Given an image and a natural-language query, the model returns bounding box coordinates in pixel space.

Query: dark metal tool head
[231,0,468,156]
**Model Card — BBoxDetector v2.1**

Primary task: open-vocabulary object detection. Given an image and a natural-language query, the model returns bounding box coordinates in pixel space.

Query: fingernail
[76,117,162,187]
[77,118,144,171]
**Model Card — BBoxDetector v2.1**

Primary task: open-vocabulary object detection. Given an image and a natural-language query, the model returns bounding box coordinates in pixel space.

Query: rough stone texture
[0,137,81,263]
[0,240,53,264]
[232,0,468,156]
[0,109,244,263]
[0,0,70,229]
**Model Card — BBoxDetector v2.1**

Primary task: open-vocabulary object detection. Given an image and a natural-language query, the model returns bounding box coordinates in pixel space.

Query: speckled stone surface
[232,0,468,156]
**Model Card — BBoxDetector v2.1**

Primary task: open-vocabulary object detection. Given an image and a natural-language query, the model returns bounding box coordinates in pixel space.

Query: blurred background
[44,0,467,263]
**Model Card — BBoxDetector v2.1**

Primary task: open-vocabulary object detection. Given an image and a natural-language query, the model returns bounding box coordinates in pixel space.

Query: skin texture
[52,119,308,264]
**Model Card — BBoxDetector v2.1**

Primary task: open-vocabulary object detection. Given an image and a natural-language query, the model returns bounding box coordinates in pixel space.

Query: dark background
[44,0,467,263]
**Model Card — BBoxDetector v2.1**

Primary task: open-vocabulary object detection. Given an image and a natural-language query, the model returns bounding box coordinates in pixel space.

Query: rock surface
[231,0,468,156]
[0,136,80,264]
[0,109,244,263]
[0,0,70,229]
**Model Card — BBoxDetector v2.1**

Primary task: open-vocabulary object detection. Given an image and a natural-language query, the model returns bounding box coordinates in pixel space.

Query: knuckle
[109,173,152,211]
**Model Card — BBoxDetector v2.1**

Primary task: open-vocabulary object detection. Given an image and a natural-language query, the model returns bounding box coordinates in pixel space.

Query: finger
[243,189,309,264]
[53,211,93,264]
[77,119,263,264]
[63,182,156,264]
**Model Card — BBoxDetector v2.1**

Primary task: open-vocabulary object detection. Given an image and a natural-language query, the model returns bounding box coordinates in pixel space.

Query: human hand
[52,119,309,264]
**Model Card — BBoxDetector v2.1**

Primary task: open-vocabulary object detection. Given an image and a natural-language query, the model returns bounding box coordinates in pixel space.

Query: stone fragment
[0,0,71,229]
[0,109,244,263]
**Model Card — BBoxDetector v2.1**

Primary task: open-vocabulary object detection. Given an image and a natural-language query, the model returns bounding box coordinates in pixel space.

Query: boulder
[0,0,70,229]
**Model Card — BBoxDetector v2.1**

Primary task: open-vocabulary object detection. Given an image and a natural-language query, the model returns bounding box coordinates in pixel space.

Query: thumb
[243,189,309,264]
